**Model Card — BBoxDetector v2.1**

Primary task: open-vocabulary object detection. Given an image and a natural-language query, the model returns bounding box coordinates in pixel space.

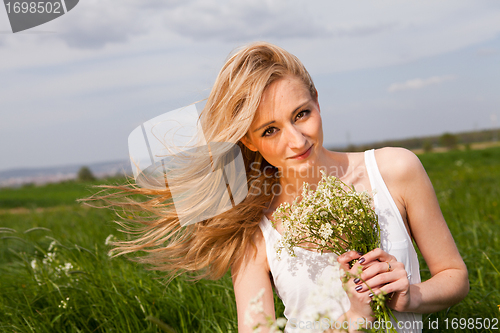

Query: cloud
[44,0,186,49]
[387,75,456,93]
[333,22,397,38]
[35,0,401,49]
[38,0,330,49]
[162,0,331,42]
[476,48,499,56]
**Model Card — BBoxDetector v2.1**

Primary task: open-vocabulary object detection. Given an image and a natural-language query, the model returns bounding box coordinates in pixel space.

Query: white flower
[319,224,333,240]
[43,252,56,265]
[275,317,287,328]
[244,310,255,327]
[245,288,267,331]
[58,298,69,309]
[105,234,116,245]
[59,262,74,276]
[48,241,57,252]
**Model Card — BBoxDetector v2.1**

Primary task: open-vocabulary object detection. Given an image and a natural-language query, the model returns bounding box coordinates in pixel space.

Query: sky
[0,0,499,172]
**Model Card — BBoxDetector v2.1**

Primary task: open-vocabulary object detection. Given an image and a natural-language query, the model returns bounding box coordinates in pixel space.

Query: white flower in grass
[48,240,58,252]
[57,262,74,277]
[105,234,116,245]
[43,251,56,265]
[58,297,69,309]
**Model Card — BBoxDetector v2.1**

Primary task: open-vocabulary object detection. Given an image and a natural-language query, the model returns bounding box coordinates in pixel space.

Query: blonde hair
[89,41,317,281]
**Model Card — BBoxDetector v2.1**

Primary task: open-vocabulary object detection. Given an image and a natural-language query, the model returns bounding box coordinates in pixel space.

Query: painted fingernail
[353,278,361,284]
[357,251,363,255]
[369,292,374,297]
[358,257,365,264]
[355,285,362,292]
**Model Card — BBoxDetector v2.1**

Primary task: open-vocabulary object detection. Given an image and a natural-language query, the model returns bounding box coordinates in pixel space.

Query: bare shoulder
[232,222,275,332]
[373,147,425,184]
[251,224,269,268]
[232,223,269,278]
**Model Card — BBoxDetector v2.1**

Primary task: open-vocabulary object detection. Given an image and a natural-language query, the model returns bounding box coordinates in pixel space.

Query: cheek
[310,114,323,134]
[258,140,283,161]
[259,141,276,155]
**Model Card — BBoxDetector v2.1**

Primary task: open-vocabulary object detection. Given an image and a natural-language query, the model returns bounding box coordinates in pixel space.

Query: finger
[354,272,393,293]
[361,261,400,281]
[337,250,362,270]
[355,262,408,293]
[357,248,396,266]
[357,259,380,271]
[345,283,374,306]
[379,271,410,296]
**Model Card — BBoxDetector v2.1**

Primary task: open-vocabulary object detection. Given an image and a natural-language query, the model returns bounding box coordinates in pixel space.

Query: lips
[289,145,313,159]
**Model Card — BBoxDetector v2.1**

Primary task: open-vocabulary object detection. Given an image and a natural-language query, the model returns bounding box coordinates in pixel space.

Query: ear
[240,135,258,152]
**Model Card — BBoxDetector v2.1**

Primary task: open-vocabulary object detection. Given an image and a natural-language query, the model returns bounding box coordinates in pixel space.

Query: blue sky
[0,0,499,171]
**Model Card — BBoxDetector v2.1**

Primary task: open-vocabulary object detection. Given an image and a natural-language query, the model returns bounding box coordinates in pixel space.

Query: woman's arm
[376,147,469,313]
[232,227,275,333]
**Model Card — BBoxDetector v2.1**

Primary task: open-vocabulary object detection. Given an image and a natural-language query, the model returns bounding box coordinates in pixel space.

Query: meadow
[1,146,499,332]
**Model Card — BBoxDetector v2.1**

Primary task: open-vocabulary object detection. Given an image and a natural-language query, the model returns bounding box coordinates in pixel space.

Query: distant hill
[0,160,132,187]
[329,128,499,152]
[2,128,498,188]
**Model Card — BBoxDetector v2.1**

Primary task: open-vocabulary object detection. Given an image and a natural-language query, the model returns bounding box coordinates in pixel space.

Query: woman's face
[241,75,323,175]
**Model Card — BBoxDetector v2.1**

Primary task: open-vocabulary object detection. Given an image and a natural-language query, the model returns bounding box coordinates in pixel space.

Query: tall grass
[0,206,240,332]
[418,147,500,331]
[1,147,499,332]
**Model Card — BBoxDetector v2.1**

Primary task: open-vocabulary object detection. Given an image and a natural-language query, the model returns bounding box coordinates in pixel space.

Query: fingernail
[353,278,360,284]
[358,257,365,264]
[355,285,362,292]
[357,251,363,255]
[369,292,374,297]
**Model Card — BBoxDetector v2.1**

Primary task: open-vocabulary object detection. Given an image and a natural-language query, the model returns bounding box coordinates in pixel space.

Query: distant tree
[423,140,433,153]
[77,166,95,182]
[440,133,458,150]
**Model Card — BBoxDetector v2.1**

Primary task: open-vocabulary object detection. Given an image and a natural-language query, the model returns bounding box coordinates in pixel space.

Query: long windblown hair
[87,41,317,281]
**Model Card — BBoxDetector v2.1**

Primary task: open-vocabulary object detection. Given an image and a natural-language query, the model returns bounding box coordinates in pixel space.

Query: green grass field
[1,147,499,332]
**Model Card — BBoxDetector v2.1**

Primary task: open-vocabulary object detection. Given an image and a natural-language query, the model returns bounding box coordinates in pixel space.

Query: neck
[275,147,348,201]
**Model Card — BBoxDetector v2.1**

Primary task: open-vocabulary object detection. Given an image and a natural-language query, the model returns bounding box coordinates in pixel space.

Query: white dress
[258,149,423,333]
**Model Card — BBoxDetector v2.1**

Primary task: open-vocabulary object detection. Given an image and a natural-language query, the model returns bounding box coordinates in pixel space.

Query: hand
[337,251,375,324]
[348,248,411,312]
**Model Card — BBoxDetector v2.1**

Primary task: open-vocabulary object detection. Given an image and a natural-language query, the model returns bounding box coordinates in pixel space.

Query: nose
[285,124,307,149]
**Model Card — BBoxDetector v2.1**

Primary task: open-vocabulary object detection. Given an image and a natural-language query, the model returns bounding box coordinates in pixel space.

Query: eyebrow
[253,101,310,133]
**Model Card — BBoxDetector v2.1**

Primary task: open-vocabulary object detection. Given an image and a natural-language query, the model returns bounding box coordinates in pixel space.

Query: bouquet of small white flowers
[272,170,397,333]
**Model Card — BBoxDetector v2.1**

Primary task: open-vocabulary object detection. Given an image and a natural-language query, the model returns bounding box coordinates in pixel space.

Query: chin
[281,161,316,178]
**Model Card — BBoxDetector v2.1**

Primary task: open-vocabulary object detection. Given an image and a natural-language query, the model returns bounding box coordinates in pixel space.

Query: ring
[387,262,391,272]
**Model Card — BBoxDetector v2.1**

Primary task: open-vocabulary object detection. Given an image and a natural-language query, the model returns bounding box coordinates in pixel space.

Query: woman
[107,42,469,332]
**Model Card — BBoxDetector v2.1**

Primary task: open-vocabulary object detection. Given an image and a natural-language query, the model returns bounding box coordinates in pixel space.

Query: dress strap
[364,149,413,244]
[364,149,378,197]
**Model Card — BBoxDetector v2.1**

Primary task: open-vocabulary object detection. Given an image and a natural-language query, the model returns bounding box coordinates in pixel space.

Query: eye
[262,126,278,137]
[295,110,310,121]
